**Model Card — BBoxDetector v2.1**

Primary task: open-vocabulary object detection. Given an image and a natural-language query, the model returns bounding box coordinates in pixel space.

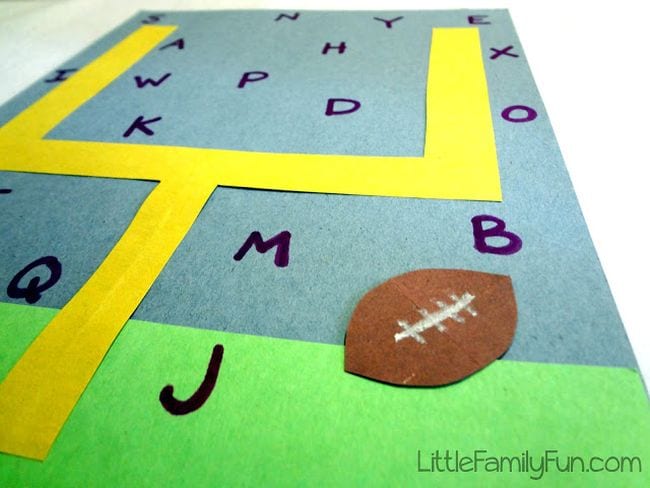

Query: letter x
[489,45,518,60]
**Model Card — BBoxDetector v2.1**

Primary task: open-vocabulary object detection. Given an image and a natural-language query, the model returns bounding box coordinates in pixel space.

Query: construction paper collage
[0,9,647,485]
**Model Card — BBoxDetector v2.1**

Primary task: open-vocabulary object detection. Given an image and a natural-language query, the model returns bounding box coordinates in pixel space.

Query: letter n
[275,12,300,21]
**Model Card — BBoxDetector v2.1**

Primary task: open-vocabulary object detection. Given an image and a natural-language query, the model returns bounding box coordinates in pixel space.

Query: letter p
[237,71,269,89]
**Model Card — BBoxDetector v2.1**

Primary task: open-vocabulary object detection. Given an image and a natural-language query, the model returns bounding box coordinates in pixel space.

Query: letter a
[159,38,184,50]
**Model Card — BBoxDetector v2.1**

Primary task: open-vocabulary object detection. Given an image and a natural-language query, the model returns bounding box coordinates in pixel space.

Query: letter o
[501,105,538,123]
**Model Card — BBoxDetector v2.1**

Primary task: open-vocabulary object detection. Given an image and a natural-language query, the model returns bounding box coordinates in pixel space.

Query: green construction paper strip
[1,302,648,486]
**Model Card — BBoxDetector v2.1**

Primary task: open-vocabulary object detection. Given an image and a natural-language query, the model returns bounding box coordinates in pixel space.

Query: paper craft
[0,22,503,460]
[0,9,648,485]
[344,269,517,386]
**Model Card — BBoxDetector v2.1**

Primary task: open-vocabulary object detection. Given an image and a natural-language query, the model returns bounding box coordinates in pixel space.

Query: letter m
[233,230,292,268]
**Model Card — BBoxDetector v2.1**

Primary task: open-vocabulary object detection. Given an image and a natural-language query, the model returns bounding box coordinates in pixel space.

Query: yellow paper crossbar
[0,28,501,202]
[1,138,495,200]
[0,26,501,459]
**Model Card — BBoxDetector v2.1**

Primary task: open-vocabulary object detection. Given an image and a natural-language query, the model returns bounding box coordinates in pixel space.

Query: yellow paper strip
[0,25,177,140]
[0,178,215,459]
[0,28,501,202]
[0,137,499,200]
[425,28,501,198]
[0,26,501,460]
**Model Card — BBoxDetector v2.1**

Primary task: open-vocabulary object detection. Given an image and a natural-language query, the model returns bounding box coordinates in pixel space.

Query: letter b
[471,215,522,255]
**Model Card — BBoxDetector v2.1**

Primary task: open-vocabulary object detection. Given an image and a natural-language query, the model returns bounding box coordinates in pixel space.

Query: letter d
[325,98,361,116]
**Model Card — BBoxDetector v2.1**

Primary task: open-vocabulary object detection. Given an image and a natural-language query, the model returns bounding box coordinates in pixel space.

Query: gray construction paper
[0,9,637,369]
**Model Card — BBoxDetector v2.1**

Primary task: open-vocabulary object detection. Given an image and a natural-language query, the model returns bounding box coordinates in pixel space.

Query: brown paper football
[344,269,517,386]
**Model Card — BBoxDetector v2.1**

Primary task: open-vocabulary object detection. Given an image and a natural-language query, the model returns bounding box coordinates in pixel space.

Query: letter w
[134,73,171,88]
[233,230,292,268]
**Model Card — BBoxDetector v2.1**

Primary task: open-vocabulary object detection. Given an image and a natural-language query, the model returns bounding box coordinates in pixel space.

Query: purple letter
[159,344,224,416]
[471,215,522,255]
[489,46,518,60]
[373,16,403,29]
[325,98,361,116]
[233,230,292,268]
[142,14,164,24]
[501,105,538,123]
[468,15,491,25]
[275,12,300,21]
[237,71,269,89]
[322,42,347,55]
[160,38,184,50]
[134,73,171,88]
[45,69,77,83]
[122,115,162,138]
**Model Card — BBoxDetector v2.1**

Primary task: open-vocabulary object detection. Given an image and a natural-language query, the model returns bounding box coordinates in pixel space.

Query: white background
[1,0,648,386]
